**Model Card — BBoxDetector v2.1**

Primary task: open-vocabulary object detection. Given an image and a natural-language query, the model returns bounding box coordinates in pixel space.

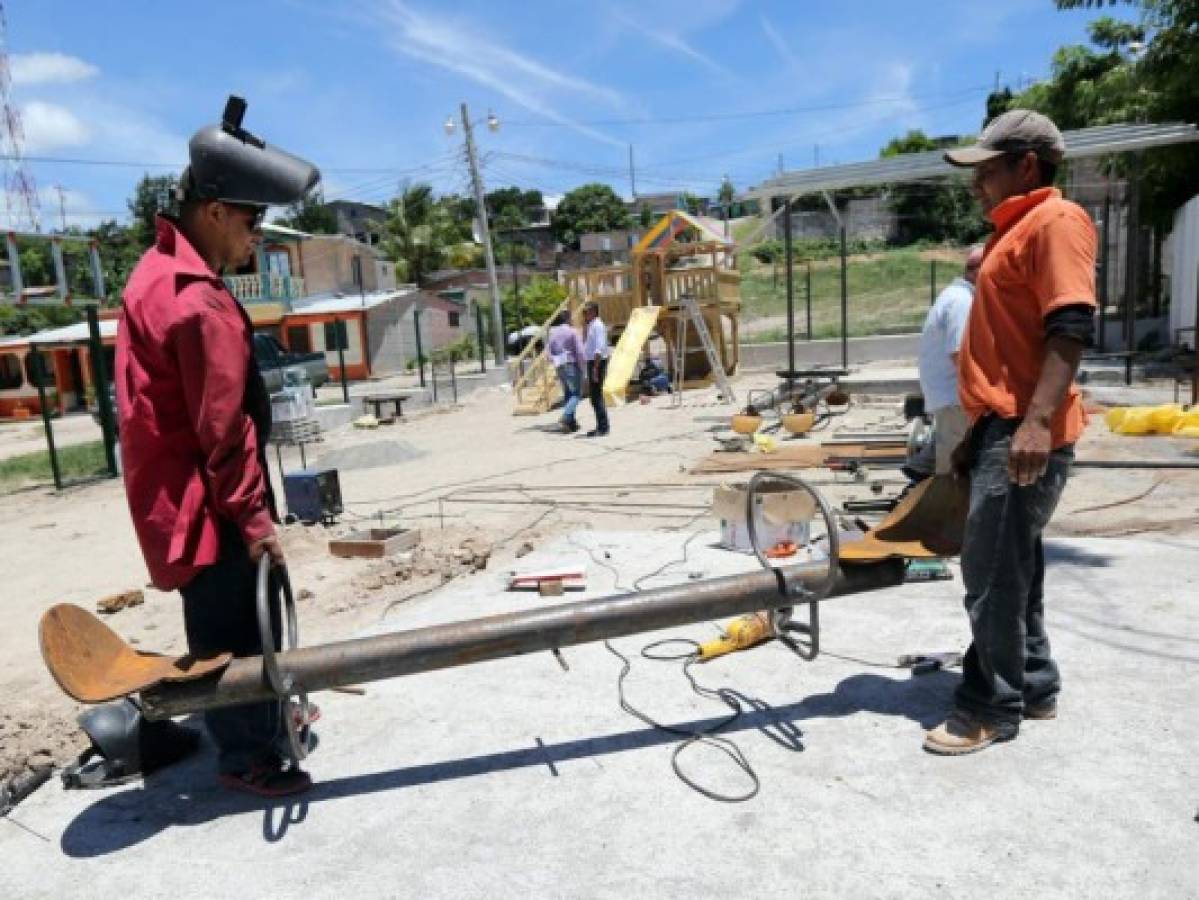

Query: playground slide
[602,306,660,407]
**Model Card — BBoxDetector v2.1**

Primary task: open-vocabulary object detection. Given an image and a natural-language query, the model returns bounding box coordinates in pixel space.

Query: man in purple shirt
[546,310,584,432]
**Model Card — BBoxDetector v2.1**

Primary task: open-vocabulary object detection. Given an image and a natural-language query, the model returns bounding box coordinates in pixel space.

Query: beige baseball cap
[943,109,1066,167]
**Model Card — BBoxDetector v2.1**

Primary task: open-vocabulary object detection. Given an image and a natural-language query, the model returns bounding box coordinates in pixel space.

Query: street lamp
[445,104,506,363]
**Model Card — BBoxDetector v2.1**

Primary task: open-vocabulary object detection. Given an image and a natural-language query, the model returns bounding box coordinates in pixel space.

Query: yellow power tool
[698,612,773,660]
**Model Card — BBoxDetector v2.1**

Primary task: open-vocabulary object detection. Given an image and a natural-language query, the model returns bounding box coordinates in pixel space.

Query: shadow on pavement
[60,669,951,857]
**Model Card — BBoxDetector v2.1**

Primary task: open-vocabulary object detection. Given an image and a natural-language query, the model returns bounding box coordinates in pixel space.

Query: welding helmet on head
[178,95,320,208]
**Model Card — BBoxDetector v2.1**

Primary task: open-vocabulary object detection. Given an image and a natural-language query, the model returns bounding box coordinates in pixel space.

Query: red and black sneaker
[218,761,313,798]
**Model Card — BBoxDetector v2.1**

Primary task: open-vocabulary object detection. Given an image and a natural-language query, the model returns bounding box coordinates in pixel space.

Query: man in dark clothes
[116,98,320,795]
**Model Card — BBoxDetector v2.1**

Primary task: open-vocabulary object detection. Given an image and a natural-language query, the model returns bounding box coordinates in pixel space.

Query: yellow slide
[603,306,660,407]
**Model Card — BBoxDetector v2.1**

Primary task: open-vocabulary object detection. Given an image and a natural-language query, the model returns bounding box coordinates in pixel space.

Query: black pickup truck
[253,334,330,393]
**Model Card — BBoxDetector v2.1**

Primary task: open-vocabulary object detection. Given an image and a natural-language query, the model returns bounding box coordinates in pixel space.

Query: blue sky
[4,0,1130,228]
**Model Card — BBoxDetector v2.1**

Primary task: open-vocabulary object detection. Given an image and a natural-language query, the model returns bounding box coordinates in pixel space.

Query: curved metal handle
[256,554,311,763]
[743,472,840,661]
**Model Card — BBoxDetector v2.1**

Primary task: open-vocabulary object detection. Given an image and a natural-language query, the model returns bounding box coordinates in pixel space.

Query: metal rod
[413,308,425,388]
[1074,459,1199,470]
[1098,188,1110,353]
[805,262,812,341]
[85,306,118,477]
[141,562,904,719]
[1124,152,1142,359]
[839,226,848,370]
[30,349,63,491]
[336,319,350,405]
[783,197,795,375]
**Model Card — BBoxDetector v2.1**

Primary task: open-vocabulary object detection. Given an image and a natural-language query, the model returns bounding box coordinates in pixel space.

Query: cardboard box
[712,483,815,552]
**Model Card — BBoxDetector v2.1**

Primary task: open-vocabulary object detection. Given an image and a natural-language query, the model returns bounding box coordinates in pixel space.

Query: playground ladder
[672,294,734,406]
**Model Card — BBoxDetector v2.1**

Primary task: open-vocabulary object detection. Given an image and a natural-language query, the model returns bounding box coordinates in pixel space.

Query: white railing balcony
[224,273,306,302]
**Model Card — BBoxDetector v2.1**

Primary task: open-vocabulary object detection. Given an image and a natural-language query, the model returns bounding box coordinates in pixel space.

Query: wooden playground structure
[510,210,742,414]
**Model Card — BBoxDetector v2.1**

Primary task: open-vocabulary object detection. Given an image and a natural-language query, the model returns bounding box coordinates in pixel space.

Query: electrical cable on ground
[568,525,783,802]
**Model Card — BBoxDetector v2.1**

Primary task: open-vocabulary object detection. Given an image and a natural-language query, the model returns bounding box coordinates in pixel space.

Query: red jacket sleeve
[171,292,275,548]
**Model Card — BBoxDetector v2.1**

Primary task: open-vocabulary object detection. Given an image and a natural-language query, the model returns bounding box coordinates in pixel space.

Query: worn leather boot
[1023,700,1058,720]
[923,709,1017,755]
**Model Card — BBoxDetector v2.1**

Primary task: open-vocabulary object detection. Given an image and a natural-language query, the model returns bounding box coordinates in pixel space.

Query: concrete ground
[2,363,1198,898]
[2,526,1197,898]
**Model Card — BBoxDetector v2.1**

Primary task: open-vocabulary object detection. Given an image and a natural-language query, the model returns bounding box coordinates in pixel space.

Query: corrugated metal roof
[0,318,119,348]
[750,122,1199,199]
[287,287,417,315]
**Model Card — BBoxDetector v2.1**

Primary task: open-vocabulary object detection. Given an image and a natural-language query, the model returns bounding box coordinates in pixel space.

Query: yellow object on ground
[1106,404,1194,435]
[603,305,661,407]
[698,612,772,660]
[752,432,778,454]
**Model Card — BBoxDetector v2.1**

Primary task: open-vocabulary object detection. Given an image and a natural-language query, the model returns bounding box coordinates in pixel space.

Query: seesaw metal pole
[140,561,904,720]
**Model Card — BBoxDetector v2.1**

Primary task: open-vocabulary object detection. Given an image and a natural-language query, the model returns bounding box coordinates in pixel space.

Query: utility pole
[456,103,506,364]
[512,252,524,331]
[54,184,66,232]
[628,144,637,199]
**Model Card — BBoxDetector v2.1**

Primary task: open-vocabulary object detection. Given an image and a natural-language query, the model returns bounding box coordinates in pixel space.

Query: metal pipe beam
[141,561,905,720]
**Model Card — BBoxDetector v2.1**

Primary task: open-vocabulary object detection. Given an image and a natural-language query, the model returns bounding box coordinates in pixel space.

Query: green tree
[277,189,338,234]
[639,203,654,229]
[880,130,987,244]
[503,277,566,333]
[127,174,178,248]
[1018,1,1199,226]
[93,219,143,295]
[380,183,465,284]
[485,186,544,228]
[550,183,631,249]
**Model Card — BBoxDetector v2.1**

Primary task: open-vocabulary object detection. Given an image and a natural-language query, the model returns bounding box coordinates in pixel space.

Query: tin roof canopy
[750,122,1199,199]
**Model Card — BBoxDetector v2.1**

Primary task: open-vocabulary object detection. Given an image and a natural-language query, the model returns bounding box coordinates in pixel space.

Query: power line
[501,85,993,128]
[0,151,465,177]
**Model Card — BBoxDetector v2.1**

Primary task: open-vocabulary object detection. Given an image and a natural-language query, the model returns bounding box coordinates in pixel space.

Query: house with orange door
[0,225,468,419]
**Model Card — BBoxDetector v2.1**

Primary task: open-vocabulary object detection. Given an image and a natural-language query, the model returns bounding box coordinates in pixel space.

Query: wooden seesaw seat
[39,603,231,703]
[839,475,969,562]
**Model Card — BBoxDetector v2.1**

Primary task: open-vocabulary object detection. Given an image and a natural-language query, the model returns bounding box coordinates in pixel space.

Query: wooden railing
[224,274,306,302]
[562,267,633,327]
[510,295,572,411]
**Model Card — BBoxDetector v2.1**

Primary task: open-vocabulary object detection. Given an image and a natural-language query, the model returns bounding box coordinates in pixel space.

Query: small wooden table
[361,393,408,421]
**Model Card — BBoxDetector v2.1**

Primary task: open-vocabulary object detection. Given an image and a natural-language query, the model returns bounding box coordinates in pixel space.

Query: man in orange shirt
[925,110,1097,755]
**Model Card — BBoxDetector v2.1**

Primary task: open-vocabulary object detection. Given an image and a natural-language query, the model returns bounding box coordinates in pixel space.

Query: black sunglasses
[226,203,267,229]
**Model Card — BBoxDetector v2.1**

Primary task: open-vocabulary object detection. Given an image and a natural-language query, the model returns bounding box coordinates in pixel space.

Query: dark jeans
[588,357,610,434]
[955,416,1073,728]
[180,521,283,774]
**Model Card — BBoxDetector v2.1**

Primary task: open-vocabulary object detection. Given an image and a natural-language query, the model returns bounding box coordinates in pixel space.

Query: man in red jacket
[116,98,319,796]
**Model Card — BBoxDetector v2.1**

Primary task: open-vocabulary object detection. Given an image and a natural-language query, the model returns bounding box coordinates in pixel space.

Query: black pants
[954,416,1073,728]
[180,521,283,774]
[588,357,610,434]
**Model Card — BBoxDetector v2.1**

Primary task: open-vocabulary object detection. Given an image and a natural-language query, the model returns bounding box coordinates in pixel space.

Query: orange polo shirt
[958,187,1097,448]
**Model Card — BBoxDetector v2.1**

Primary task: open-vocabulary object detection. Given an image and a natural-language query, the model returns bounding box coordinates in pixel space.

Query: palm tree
[381,183,466,285]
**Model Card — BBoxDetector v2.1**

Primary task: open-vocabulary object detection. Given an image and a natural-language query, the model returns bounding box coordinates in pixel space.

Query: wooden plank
[328,528,421,559]
[689,442,906,474]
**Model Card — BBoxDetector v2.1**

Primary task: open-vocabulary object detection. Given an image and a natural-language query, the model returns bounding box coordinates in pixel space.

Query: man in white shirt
[910,245,984,477]
[581,301,610,437]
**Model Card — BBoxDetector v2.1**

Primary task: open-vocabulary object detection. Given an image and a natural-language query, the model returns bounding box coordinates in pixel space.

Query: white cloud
[613,11,733,79]
[9,52,99,86]
[759,15,799,73]
[19,101,91,153]
[380,1,626,148]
